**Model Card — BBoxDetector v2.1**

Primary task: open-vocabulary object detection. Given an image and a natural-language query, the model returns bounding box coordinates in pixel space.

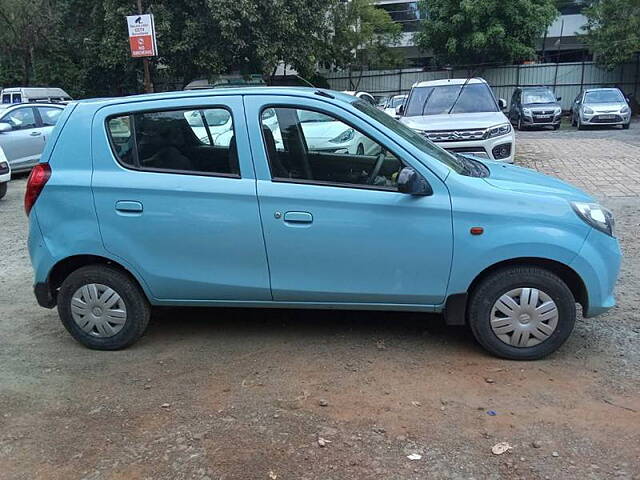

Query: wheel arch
[44,254,150,307]
[444,257,588,326]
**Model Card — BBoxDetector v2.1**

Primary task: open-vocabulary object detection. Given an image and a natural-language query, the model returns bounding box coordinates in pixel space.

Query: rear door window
[106,107,239,176]
[37,106,63,126]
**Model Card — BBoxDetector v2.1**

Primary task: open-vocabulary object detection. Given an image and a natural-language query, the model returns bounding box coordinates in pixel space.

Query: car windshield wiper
[447,77,474,115]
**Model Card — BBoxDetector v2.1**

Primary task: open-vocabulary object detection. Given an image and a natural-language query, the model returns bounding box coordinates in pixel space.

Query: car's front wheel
[0,182,6,200]
[622,122,630,130]
[58,265,150,350]
[468,266,576,360]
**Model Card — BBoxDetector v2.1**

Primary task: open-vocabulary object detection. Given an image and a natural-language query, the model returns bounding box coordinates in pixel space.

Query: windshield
[352,99,464,174]
[405,83,498,116]
[523,90,556,104]
[584,90,625,103]
[390,96,406,108]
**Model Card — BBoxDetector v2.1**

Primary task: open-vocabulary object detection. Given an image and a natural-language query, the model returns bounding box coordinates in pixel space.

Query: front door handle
[283,211,313,223]
[115,200,143,213]
[30,131,42,136]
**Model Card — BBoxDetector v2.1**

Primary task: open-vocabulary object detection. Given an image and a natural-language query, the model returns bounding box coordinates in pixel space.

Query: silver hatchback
[0,103,65,173]
[571,88,631,130]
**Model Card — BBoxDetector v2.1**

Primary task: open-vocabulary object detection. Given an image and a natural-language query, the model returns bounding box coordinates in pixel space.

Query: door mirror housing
[397,167,432,196]
[0,122,12,133]
[395,105,404,117]
[498,98,507,110]
[556,96,562,101]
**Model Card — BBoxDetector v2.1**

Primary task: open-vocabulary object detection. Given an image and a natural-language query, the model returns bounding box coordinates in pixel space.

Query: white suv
[398,78,515,163]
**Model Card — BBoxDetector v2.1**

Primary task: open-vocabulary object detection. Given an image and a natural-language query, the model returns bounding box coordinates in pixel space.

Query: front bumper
[581,112,631,125]
[433,134,515,163]
[570,228,622,317]
[522,114,561,126]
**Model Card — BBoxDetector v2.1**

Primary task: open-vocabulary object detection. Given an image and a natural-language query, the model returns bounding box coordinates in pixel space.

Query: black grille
[448,146,488,156]
[532,116,555,123]
[591,115,622,123]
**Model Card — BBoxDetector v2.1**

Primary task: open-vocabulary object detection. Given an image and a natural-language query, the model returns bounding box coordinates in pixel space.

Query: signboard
[126,14,157,58]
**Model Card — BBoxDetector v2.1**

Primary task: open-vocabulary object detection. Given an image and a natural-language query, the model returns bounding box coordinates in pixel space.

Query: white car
[343,91,377,107]
[0,146,11,200]
[383,94,407,118]
[399,78,515,163]
[267,109,381,156]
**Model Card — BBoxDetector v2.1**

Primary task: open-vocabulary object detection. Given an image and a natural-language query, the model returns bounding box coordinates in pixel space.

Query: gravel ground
[1,126,639,480]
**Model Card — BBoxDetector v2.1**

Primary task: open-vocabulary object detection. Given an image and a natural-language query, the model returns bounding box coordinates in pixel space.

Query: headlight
[330,128,355,144]
[583,106,594,115]
[485,123,512,139]
[571,202,615,237]
[522,108,532,117]
[553,107,561,115]
[620,106,630,114]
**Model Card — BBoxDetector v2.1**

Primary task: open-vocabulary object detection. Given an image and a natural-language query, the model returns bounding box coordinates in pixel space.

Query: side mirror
[556,96,562,101]
[498,98,507,110]
[0,122,12,133]
[395,105,404,117]
[397,167,432,196]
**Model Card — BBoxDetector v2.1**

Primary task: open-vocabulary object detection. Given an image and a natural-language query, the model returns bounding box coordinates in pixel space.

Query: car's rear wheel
[58,265,150,350]
[468,266,576,360]
[0,182,6,200]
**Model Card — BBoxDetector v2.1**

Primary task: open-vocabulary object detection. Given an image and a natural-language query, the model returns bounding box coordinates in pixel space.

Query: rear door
[92,95,271,302]
[0,106,43,170]
[245,95,453,305]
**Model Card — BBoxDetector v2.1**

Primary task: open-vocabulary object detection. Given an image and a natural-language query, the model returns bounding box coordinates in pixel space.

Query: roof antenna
[295,74,316,88]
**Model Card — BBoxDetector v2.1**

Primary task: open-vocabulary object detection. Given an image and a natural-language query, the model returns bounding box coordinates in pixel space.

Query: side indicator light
[470,227,484,235]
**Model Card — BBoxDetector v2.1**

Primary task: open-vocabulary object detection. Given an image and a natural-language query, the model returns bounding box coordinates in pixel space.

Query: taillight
[25,163,51,216]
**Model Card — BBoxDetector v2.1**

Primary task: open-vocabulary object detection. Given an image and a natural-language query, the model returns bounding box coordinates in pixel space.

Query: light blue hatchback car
[26,88,621,359]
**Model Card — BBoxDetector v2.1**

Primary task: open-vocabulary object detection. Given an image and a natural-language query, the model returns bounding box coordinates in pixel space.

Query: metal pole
[634,53,639,97]
[137,0,153,93]
[398,67,402,95]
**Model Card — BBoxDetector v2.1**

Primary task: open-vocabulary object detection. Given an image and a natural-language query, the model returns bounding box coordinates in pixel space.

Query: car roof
[412,78,487,88]
[0,102,66,109]
[73,87,357,110]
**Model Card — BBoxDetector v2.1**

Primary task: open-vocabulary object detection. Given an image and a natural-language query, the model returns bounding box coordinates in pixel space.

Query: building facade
[374,0,590,67]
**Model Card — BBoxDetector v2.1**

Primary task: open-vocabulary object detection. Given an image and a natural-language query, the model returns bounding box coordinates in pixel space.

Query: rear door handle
[283,211,313,223]
[115,200,143,213]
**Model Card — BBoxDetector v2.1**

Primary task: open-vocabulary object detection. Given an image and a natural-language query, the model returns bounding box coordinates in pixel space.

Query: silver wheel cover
[71,283,127,338]
[490,288,559,348]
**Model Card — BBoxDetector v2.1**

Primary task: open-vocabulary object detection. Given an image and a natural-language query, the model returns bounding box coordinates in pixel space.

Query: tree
[327,0,403,70]
[415,0,559,67]
[582,0,640,69]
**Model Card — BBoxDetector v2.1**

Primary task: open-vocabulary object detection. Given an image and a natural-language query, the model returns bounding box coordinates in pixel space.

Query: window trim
[259,104,408,193]
[104,105,241,179]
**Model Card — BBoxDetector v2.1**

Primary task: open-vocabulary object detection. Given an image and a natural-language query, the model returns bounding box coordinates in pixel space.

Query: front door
[91,96,271,302]
[0,106,44,171]
[245,96,453,305]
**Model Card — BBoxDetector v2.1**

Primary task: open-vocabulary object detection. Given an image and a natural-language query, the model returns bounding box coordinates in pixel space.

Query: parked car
[0,146,10,199]
[571,88,631,130]
[1,87,72,105]
[27,88,620,360]
[398,78,514,163]
[343,91,377,106]
[0,103,65,172]
[383,94,407,118]
[508,87,562,130]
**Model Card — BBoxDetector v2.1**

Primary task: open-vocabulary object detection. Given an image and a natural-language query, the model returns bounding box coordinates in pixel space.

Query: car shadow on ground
[143,306,482,354]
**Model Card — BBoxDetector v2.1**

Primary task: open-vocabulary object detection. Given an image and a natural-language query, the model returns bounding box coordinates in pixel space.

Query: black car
[508,87,562,130]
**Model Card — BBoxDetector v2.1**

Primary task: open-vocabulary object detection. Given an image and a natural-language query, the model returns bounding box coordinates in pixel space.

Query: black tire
[571,113,577,127]
[0,182,6,200]
[622,122,630,130]
[468,266,576,360]
[58,265,150,350]
[577,116,585,130]
[356,143,364,155]
[553,124,560,130]
[516,116,523,131]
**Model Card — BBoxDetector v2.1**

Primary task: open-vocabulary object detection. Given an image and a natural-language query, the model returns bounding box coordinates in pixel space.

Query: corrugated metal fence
[325,60,640,111]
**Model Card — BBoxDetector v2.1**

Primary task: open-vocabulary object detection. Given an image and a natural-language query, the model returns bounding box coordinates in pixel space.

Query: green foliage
[416,0,559,66]
[327,0,403,69]
[583,0,640,69]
